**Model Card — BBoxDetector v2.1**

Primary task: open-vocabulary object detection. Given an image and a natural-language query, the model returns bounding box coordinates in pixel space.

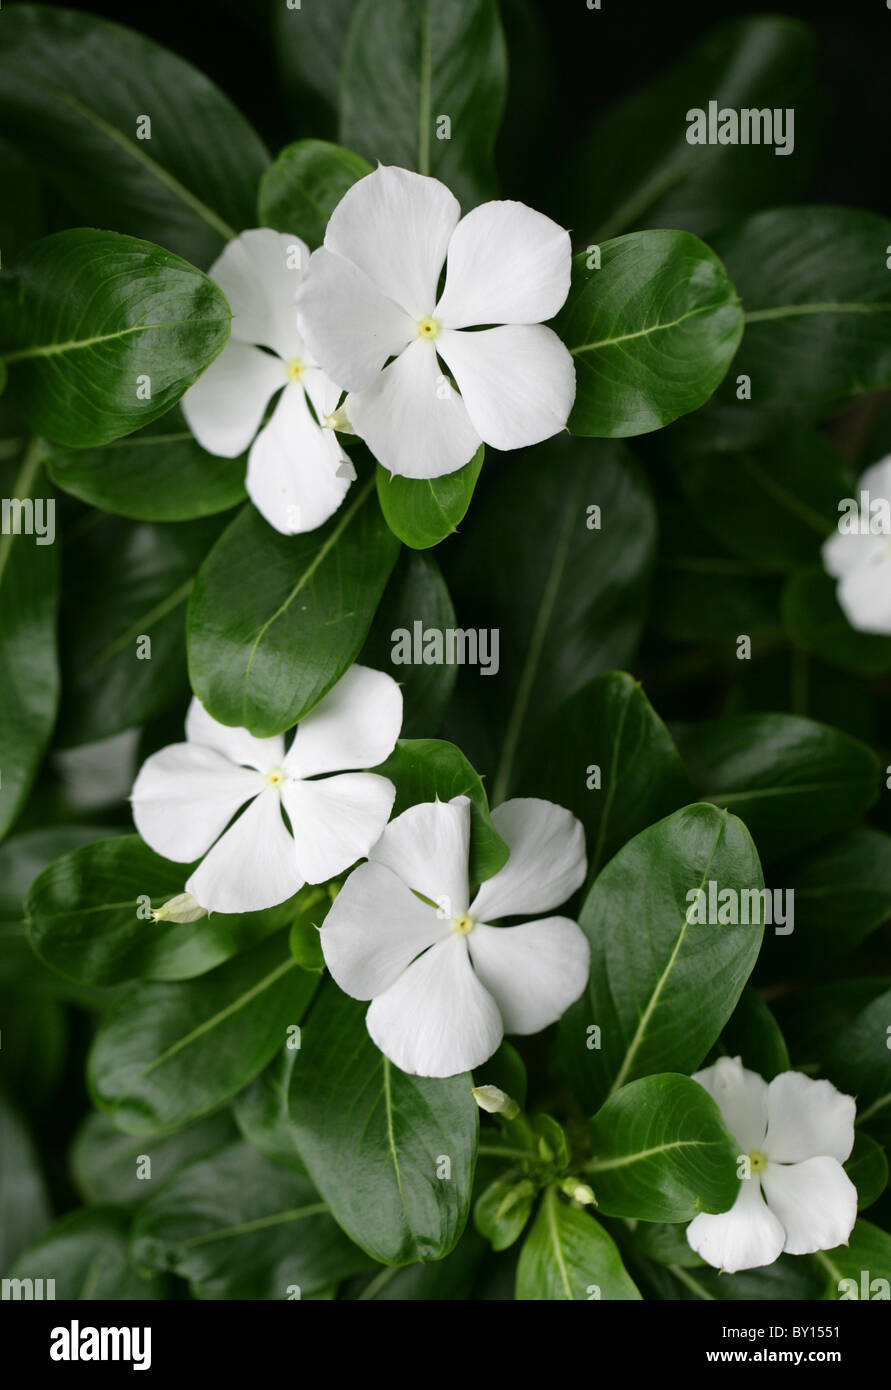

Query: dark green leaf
[765,828,891,969]
[376,446,484,550]
[515,1187,641,1301]
[816,1220,891,1300]
[0,1089,52,1268]
[70,1110,237,1208]
[845,1132,888,1212]
[258,139,372,249]
[783,569,891,676]
[714,989,790,1080]
[234,1044,307,1175]
[8,1207,167,1299]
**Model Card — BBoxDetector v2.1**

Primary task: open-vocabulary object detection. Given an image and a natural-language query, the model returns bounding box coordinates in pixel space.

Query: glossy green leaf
[586,1074,740,1222]
[845,1132,888,1212]
[258,139,372,249]
[0,5,269,266]
[822,987,891,1140]
[340,0,507,208]
[8,1207,167,1300]
[714,989,790,1080]
[783,569,891,676]
[132,1140,370,1299]
[474,1170,536,1251]
[188,480,400,736]
[0,1089,52,1269]
[234,1044,307,1175]
[556,232,743,438]
[0,449,59,842]
[816,1220,891,1300]
[673,713,880,861]
[515,1187,641,1301]
[273,0,357,134]
[46,408,247,522]
[0,230,230,447]
[559,804,764,1113]
[287,984,478,1265]
[350,1226,486,1300]
[27,835,299,986]
[376,446,484,550]
[88,931,320,1134]
[70,1110,237,1209]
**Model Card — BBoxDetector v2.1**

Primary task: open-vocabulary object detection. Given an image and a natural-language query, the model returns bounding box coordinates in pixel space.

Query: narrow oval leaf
[70,1110,237,1209]
[340,0,507,208]
[586,1074,740,1222]
[376,446,484,550]
[287,985,479,1265]
[0,230,230,447]
[558,804,765,1113]
[188,481,400,736]
[131,1140,370,1299]
[258,139,372,248]
[556,231,743,437]
[8,1207,167,1300]
[515,1187,641,1301]
[88,932,320,1134]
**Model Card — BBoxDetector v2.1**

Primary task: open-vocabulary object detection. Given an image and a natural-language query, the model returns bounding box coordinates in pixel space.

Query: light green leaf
[376,446,484,550]
[258,139,372,248]
[515,1187,641,1301]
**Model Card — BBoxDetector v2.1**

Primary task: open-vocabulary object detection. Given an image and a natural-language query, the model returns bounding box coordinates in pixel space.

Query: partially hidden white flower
[295,165,576,480]
[131,665,402,915]
[181,228,355,536]
[321,795,589,1077]
[686,1056,857,1274]
[822,453,891,635]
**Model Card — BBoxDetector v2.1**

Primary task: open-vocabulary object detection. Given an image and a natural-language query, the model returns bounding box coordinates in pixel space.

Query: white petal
[284,664,403,778]
[366,934,503,1077]
[436,201,571,328]
[437,324,576,452]
[320,860,448,999]
[281,772,395,884]
[762,1157,858,1256]
[181,341,287,458]
[686,1177,785,1273]
[346,338,481,479]
[210,228,309,361]
[301,366,344,423]
[246,382,351,536]
[369,796,471,918]
[131,743,264,863]
[467,917,590,1033]
[821,530,884,580]
[186,786,303,913]
[295,246,414,392]
[470,798,586,922]
[765,1072,856,1163]
[691,1056,768,1153]
[836,546,891,635]
[324,165,460,319]
[185,697,285,772]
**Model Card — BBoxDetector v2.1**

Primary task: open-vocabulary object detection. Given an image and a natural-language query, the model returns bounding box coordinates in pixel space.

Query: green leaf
[822,987,891,1141]
[8,1207,167,1299]
[672,713,880,861]
[845,1132,888,1212]
[515,1187,641,1301]
[556,232,743,438]
[513,672,691,882]
[376,738,508,885]
[0,1089,52,1268]
[0,449,59,842]
[273,0,357,135]
[287,984,479,1265]
[0,230,230,448]
[586,1074,740,1222]
[653,507,783,643]
[234,1044,308,1175]
[258,139,372,249]
[558,804,764,1113]
[56,514,225,747]
[376,446,484,550]
[26,835,300,986]
[340,0,507,208]
[783,569,891,676]
[474,1170,536,1251]
[188,480,401,736]
[46,408,247,522]
[632,1221,705,1269]
[815,1220,891,1300]
[448,436,656,800]
[70,1110,237,1208]
[566,17,818,242]
[0,988,67,1111]
[88,931,320,1135]
[131,1140,370,1299]
[0,5,269,266]
[714,989,790,1080]
[350,1226,486,1299]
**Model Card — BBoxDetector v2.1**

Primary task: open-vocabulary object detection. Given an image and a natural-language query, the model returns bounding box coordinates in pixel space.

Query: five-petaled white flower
[295,165,576,480]
[320,794,590,1077]
[686,1057,857,1273]
[182,228,355,536]
[822,454,891,635]
[131,665,402,915]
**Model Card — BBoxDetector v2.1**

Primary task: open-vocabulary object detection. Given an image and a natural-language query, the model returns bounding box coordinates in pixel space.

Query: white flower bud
[151,892,208,924]
[472,1085,520,1119]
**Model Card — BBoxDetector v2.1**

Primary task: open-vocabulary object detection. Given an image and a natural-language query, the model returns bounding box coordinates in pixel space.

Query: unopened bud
[561,1177,596,1206]
[472,1085,520,1119]
[151,892,208,924]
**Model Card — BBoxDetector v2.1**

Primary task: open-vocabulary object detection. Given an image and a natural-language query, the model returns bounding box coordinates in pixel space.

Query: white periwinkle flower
[321,794,590,1077]
[181,228,355,536]
[822,454,891,635]
[686,1057,857,1274]
[295,165,576,480]
[131,665,402,915]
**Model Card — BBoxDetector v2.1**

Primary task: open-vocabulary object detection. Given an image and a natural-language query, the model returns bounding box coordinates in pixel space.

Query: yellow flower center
[749,1150,768,1174]
[265,767,287,787]
[415,315,440,341]
[453,912,475,935]
[286,358,305,382]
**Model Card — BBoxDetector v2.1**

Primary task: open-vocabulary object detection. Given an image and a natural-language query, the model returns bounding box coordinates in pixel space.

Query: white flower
[320,795,589,1077]
[131,665,402,915]
[295,165,576,480]
[686,1057,857,1274]
[822,454,891,635]
[181,228,355,536]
